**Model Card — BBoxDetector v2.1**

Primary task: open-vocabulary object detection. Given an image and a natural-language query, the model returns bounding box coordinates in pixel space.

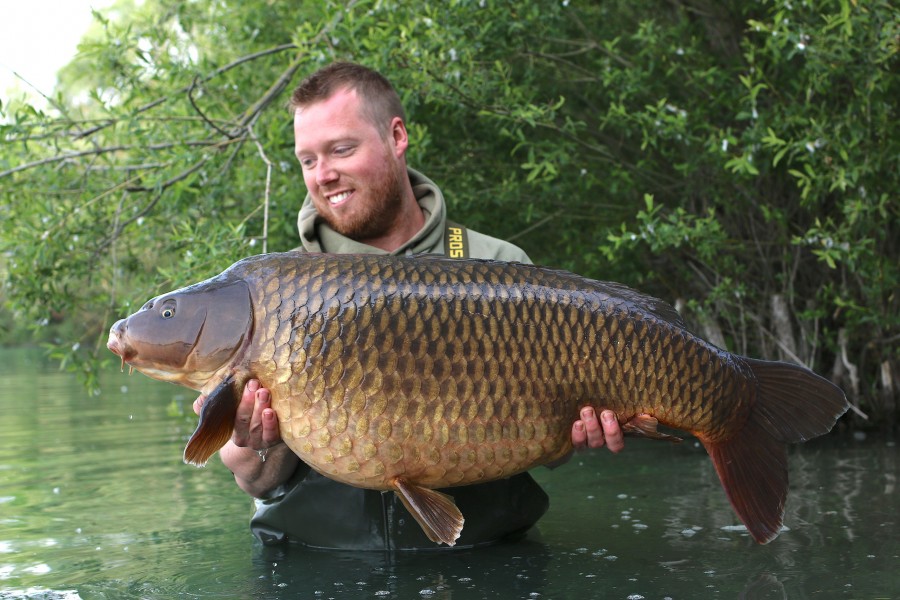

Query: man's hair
[289,61,406,132]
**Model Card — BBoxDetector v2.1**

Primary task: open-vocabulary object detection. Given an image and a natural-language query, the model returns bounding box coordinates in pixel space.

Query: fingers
[573,407,604,449]
[571,407,625,454]
[192,394,206,416]
[230,380,282,450]
[600,409,624,454]
[260,401,281,448]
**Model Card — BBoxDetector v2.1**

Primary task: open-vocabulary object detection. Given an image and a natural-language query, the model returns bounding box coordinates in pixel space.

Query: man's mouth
[327,191,352,206]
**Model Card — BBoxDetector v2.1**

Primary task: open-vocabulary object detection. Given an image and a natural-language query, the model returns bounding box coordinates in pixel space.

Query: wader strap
[444,221,469,259]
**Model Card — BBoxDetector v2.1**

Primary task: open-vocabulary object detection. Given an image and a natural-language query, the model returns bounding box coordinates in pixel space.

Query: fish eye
[160,300,176,319]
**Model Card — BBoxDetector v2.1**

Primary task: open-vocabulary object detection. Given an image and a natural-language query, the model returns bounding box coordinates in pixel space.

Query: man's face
[293,87,408,242]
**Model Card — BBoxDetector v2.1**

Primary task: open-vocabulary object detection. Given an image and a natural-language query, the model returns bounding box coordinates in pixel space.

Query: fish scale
[248,256,736,485]
[108,252,848,547]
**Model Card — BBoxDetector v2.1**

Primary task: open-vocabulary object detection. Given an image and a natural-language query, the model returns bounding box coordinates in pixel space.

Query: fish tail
[183,375,240,467]
[701,359,848,544]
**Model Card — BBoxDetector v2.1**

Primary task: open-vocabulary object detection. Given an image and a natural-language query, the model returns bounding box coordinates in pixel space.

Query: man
[195,62,624,550]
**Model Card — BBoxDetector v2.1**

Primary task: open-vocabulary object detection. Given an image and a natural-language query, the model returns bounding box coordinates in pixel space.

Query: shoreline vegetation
[1,1,896,428]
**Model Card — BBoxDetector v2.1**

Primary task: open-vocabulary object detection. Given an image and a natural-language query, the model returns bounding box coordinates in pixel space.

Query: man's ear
[390,116,409,158]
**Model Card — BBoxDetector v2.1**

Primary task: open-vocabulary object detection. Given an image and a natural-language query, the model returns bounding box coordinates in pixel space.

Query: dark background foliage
[1,0,896,426]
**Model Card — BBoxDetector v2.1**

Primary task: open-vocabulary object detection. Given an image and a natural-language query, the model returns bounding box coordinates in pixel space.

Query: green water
[1,348,897,599]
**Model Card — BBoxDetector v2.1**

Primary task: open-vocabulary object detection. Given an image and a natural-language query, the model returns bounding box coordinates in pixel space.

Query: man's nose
[315,159,338,186]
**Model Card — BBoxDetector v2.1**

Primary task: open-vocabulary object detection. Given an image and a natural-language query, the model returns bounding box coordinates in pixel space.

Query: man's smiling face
[293,87,409,243]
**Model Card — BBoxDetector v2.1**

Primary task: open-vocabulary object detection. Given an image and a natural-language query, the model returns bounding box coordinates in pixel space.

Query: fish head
[107,279,253,390]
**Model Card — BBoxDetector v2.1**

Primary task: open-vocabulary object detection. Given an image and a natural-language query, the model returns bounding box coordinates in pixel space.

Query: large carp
[107,252,847,546]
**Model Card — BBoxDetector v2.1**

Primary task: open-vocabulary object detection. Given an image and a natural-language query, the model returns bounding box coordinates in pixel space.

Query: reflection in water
[1,349,897,599]
[250,539,554,599]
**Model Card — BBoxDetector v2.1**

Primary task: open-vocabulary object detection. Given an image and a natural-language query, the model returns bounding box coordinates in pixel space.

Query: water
[1,348,897,599]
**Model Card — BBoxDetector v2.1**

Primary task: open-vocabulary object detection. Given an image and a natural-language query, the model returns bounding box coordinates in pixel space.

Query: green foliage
[1,0,896,425]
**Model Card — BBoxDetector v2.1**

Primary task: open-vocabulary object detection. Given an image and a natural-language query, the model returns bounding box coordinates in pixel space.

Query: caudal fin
[702,359,848,544]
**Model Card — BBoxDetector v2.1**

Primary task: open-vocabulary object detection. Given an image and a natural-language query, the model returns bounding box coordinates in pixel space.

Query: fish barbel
[107,252,848,546]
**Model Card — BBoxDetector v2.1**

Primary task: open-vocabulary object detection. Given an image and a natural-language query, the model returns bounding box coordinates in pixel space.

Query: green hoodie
[296,167,531,262]
[250,168,548,550]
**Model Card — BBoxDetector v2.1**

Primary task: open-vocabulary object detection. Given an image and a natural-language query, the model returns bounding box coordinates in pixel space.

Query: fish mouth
[106,324,137,369]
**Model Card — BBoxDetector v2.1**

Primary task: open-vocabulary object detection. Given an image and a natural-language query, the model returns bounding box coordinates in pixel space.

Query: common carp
[107,252,848,546]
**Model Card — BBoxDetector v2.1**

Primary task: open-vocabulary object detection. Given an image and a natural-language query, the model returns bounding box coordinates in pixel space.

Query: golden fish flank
[107,252,848,548]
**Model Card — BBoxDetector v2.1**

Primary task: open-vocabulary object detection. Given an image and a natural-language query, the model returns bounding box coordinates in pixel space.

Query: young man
[196,62,624,550]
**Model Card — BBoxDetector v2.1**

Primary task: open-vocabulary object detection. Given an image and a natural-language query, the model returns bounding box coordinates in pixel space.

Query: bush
[1,0,896,424]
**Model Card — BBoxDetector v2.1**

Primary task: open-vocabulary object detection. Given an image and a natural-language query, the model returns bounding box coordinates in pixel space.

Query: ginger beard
[314,158,408,243]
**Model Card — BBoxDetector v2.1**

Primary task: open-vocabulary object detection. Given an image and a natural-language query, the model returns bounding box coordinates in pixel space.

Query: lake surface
[0,348,897,599]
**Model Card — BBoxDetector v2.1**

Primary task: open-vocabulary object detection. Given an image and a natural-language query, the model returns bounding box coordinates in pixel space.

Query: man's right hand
[193,380,299,498]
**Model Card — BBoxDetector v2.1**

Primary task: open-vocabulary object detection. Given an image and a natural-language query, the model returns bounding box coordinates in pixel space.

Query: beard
[319,164,407,242]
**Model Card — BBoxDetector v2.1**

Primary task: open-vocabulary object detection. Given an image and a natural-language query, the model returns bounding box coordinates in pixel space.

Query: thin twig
[73,43,300,141]
[248,123,272,254]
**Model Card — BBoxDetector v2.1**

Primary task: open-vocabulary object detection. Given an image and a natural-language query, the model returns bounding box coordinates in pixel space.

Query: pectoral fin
[183,375,239,467]
[392,477,464,546]
[622,414,683,443]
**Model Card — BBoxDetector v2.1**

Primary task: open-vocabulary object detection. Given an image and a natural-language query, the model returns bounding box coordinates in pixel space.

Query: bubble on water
[24,563,51,574]
[419,589,436,596]
[627,594,645,599]
[0,589,82,599]
[681,529,697,537]
[617,493,628,499]
[633,523,648,530]
[375,592,390,597]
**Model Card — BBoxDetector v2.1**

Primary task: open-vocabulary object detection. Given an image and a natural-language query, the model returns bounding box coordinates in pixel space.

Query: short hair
[289,61,406,132]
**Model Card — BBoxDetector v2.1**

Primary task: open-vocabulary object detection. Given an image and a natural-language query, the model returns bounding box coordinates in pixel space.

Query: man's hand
[193,379,282,451]
[193,380,298,497]
[571,407,624,453]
